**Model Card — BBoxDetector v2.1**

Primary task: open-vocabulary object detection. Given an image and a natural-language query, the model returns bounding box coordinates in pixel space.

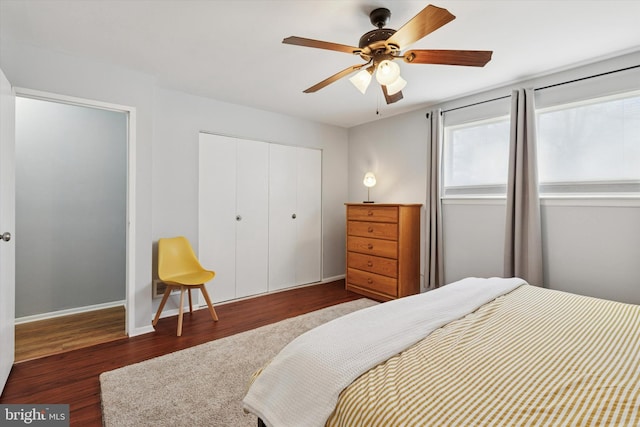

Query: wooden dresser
[345,203,422,301]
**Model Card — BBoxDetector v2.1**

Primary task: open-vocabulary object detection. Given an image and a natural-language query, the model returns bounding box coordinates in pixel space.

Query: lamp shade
[375,60,401,86]
[363,172,377,188]
[385,75,406,95]
[349,69,372,94]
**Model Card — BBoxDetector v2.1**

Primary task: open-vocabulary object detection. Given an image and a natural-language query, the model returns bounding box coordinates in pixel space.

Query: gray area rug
[100,298,377,427]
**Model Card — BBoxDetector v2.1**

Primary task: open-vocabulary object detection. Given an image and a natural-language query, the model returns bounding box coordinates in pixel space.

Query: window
[537,92,640,194]
[443,116,510,196]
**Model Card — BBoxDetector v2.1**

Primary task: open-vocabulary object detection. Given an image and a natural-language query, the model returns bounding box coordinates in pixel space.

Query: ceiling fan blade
[386,5,455,49]
[382,86,403,104]
[404,49,493,67]
[283,36,360,54]
[303,64,366,93]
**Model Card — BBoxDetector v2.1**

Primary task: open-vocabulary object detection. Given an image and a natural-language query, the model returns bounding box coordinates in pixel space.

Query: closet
[268,144,322,291]
[198,133,321,303]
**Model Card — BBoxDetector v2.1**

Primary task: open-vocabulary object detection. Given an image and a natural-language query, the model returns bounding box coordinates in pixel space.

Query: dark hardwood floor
[0,280,361,427]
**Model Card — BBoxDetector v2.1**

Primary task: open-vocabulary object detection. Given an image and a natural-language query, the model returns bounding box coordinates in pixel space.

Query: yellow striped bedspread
[327,285,640,426]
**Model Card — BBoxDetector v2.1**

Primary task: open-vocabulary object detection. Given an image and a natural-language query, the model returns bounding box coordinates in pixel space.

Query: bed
[243,277,640,426]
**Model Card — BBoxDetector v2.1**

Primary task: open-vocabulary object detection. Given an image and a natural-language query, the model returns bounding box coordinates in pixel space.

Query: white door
[199,133,269,302]
[268,144,298,291]
[0,67,16,394]
[269,145,322,291]
[295,148,322,285]
[235,139,269,297]
[199,134,237,302]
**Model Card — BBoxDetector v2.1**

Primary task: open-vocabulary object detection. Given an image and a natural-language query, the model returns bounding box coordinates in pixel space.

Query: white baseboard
[15,300,126,325]
[321,274,345,283]
[129,325,155,337]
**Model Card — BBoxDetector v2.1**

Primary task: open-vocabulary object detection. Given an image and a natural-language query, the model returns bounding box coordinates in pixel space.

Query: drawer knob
[367,226,374,233]
[367,244,373,250]
[367,211,373,216]
[367,261,373,267]
[367,278,373,284]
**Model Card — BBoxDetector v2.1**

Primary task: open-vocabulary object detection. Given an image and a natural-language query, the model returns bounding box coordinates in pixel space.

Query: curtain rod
[441,63,640,115]
[441,94,510,114]
[534,63,640,91]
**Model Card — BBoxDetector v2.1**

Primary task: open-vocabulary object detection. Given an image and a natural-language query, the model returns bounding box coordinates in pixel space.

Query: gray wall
[1,38,348,332]
[347,110,429,290]
[0,40,155,333]
[150,87,349,313]
[15,97,127,317]
[2,36,638,332]
[348,51,640,304]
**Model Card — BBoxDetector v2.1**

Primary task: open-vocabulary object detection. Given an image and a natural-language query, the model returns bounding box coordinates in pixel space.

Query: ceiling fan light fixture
[375,59,401,86]
[385,75,406,95]
[349,68,373,94]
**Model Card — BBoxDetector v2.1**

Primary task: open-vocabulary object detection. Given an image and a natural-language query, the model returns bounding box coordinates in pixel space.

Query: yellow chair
[152,236,218,336]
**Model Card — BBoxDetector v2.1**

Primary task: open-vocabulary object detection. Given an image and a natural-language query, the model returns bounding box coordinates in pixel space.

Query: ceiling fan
[283,4,493,104]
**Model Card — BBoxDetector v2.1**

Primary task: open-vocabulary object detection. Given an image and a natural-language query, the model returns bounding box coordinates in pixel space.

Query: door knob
[236,215,242,221]
[291,213,297,219]
[1,232,11,242]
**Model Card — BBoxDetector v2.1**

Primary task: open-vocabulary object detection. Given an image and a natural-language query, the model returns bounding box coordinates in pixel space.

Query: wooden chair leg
[199,284,219,321]
[152,284,173,327]
[177,286,185,336]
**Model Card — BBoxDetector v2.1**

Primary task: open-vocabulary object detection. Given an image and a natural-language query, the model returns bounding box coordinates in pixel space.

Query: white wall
[347,109,429,289]
[2,36,637,333]
[0,40,154,334]
[442,200,506,283]
[151,87,349,313]
[542,200,640,304]
[1,39,349,333]
[348,50,640,304]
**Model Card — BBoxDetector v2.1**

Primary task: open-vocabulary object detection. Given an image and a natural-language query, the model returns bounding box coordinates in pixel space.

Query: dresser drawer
[347,205,398,223]
[347,268,397,298]
[347,236,398,259]
[348,252,397,278]
[347,221,398,240]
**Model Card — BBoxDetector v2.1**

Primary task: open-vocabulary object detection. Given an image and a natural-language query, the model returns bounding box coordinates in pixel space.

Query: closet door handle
[1,232,10,242]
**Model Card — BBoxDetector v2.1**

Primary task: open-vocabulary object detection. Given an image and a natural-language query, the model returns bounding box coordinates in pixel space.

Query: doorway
[14,92,132,357]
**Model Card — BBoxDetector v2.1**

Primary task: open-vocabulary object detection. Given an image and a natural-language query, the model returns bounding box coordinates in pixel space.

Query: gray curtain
[504,89,544,286]
[426,110,444,289]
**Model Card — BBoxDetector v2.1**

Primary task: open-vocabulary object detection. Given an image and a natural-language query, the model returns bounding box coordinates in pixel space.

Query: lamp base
[363,201,375,203]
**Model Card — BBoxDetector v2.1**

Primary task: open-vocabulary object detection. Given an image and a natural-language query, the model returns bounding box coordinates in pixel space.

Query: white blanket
[242,277,526,427]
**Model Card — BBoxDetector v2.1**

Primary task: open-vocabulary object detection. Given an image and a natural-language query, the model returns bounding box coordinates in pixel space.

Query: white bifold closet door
[268,144,322,291]
[198,133,269,303]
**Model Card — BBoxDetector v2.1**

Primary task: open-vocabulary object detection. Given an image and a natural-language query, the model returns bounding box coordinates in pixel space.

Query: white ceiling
[1,0,639,128]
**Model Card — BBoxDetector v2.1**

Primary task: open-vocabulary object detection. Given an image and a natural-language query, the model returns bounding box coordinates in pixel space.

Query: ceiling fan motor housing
[358,28,396,49]
[370,7,391,28]
[359,7,398,58]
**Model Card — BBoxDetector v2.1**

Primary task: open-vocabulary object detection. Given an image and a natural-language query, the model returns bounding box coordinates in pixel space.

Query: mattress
[326,285,640,426]
[244,277,524,426]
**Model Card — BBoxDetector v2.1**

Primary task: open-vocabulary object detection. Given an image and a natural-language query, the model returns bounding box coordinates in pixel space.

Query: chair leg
[152,284,174,327]
[188,288,193,313]
[199,284,219,321]
[177,286,185,336]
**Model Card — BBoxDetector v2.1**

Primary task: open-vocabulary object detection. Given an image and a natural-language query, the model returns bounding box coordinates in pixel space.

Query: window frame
[442,114,511,198]
[535,89,640,196]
